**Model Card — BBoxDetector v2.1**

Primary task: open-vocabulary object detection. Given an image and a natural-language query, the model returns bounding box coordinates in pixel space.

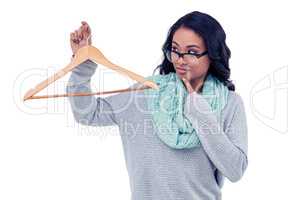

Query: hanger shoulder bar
[25,86,151,100]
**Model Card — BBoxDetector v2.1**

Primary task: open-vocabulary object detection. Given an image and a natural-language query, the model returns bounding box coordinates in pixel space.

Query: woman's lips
[176,67,187,74]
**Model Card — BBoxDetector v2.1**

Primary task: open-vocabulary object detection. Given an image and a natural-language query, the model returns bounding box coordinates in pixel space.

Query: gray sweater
[66,60,248,200]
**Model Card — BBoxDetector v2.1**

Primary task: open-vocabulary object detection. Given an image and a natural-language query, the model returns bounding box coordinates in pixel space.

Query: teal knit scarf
[143,72,229,149]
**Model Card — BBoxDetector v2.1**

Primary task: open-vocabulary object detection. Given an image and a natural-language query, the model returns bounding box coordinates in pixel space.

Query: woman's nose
[176,56,187,66]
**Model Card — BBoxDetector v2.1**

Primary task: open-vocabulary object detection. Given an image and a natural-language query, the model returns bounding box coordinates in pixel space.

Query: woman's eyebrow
[172,41,201,49]
[186,44,201,49]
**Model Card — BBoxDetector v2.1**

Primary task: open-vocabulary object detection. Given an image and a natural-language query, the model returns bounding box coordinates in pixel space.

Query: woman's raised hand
[70,21,92,56]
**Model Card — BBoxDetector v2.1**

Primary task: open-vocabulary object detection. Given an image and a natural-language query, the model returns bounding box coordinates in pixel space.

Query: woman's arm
[66,59,120,127]
[67,22,137,127]
[184,92,248,182]
[67,21,120,127]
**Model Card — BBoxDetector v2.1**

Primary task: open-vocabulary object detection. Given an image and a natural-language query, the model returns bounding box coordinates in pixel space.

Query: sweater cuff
[67,59,98,87]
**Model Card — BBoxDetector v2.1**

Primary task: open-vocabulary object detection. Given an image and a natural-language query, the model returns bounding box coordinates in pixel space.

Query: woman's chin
[176,71,190,80]
[176,71,187,77]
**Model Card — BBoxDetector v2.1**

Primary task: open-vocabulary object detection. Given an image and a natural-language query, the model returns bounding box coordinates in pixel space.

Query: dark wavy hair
[153,11,235,91]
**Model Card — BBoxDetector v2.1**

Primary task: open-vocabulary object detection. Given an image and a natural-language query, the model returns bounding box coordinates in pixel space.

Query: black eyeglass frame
[164,49,209,62]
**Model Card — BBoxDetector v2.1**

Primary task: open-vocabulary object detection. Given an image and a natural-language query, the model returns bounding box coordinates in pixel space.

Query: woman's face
[171,27,210,83]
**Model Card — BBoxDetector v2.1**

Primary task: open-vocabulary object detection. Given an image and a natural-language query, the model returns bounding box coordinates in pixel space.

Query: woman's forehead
[172,27,205,48]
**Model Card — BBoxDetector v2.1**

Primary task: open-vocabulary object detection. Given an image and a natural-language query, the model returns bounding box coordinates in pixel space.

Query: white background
[0,0,299,199]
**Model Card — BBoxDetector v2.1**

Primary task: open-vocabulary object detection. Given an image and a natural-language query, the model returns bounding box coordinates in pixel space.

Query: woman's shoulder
[225,90,246,115]
[228,91,245,106]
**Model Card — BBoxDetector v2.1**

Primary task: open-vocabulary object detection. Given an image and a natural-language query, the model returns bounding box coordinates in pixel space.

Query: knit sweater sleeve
[66,59,135,127]
[184,91,248,182]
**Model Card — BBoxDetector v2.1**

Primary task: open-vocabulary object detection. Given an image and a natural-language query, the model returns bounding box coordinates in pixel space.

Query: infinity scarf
[143,72,229,149]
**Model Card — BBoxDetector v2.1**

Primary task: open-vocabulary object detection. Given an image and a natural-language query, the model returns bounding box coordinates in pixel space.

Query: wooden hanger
[23,42,159,101]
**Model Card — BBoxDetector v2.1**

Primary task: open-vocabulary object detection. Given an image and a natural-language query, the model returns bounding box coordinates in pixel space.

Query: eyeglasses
[164,49,208,64]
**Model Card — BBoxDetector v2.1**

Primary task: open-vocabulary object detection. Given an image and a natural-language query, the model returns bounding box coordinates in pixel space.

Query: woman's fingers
[79,28,84,40]
[81,26,88,40]
[70,32,74,42]
[182,77,194,93]
[70,21,92,55]
[74,30,79,42]
[72,21,91,45]
[186,70,192,81]
[81,21,91,42]
[70,32,78,43]
[81,21,90,32]
[81,21,87,26]
[182,71,194,93]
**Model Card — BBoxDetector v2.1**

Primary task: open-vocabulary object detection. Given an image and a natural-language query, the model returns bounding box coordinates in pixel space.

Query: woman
[67,11,248,200]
